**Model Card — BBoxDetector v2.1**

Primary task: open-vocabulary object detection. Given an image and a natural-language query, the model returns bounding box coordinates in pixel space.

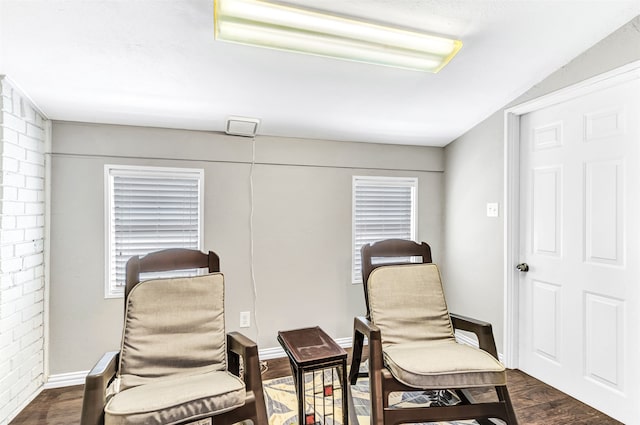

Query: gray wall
[49,122,444,374]
[443,16,640,352]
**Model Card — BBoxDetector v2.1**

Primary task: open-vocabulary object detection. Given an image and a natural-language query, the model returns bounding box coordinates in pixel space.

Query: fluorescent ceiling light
[214,0,462,73]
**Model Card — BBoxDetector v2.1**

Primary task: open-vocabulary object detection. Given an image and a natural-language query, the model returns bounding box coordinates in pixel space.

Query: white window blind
[352,176,417,283]
[105,165,203,298]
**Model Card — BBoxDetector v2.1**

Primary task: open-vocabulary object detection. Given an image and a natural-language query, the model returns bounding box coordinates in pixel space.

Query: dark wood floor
[10,356,621,425]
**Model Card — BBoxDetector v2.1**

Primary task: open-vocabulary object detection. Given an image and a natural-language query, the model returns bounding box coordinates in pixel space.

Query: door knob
[516,263,529,272]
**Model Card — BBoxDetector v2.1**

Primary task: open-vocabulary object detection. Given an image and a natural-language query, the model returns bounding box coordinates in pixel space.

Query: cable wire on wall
[249,136,261,349]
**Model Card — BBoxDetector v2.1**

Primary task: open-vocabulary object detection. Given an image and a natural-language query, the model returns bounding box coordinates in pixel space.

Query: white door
[518,76,640,424]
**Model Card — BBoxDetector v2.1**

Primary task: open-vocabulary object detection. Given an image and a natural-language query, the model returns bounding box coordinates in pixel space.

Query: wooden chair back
[125,248,220,300]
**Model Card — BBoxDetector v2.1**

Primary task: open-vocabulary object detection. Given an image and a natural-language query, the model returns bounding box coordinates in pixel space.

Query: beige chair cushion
[368,263,506,389]
[104,370,246,425]
[368,263,455,346]
[118,273,227,391]
[383,340,506,389]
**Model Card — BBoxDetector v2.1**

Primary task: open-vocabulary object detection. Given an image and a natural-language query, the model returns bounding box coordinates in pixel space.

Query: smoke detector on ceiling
[226,116,261,137]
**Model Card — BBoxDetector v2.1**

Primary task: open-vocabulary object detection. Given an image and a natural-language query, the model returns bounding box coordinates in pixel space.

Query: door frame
[502,60,640,369]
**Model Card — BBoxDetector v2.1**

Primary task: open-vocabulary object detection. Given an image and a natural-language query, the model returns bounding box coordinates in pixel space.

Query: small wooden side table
[277,326,348,425]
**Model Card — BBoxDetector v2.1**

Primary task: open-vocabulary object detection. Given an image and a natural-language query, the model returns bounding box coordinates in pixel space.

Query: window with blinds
[352,176,417,283]
[105,165,203,298]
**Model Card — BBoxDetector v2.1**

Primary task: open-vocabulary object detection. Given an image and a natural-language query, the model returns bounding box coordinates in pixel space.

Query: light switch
[486,202,499,217]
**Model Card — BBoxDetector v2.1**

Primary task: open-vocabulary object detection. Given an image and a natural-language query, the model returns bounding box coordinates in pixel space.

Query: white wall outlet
[486,202,499,217]
[240,311,251,328]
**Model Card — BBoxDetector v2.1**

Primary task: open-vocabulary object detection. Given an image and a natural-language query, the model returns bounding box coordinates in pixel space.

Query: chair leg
[368,347,385,425]
[254,392,269,425]
[349,330,365,384]
[496,386,518,425]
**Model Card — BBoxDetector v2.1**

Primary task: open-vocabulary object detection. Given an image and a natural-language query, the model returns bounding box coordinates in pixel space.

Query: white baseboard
[44,370,88,389]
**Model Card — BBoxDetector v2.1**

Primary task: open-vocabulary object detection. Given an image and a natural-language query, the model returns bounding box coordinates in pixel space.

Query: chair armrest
[450,313,499,360]
[353,316,385,374]
[227,331,262,394]
[81,351,119,425]
[349,316,378,384]
[354,316,381,340]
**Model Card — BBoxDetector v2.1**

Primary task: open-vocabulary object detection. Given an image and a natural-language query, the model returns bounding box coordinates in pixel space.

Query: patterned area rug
[263,372,478,425]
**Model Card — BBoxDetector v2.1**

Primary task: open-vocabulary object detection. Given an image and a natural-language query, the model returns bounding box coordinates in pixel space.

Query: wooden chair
[349,239,432,382]
[349,239,518,425]
[81,248,268,425]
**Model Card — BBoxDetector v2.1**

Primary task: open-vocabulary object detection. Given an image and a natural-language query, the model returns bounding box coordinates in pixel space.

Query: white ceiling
[1,1,639,147]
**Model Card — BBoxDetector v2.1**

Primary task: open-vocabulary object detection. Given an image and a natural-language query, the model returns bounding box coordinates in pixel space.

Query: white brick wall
[0,77,48,425]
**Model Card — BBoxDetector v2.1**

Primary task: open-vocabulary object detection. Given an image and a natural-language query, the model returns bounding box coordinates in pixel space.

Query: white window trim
[351,175,418,284]
[104,164,204,298]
